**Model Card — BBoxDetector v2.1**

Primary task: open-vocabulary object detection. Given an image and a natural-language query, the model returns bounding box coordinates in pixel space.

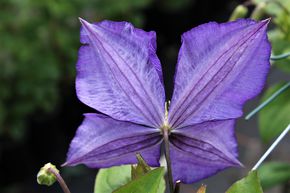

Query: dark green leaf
[226,171,263,193]
[258,162,290,189]
[0,0,152,141]
[258,83,290,143]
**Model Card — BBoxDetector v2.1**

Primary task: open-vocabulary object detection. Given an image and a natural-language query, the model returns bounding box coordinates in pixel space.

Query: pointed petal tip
[261,17,271,25]
[236,160,245,168]
[228,155,244,168]
[230,156,244,168]
[78,17,91,27]
[61,162,67,167]
[61,160,78,167]
[257,19,270,34]
[78,17,84,23]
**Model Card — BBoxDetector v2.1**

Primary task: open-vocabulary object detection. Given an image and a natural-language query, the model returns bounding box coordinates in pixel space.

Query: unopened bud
[229,5,248,21]
[251,2,267,20]
[37,163,59,186]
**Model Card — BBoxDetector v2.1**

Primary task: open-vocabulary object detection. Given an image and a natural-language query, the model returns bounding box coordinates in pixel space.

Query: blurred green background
[0,0,290,193]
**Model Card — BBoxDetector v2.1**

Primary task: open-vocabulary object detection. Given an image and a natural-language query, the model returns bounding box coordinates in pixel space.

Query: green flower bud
[251,2,267,20]
[229,5,248,21]
[37,163,59,186]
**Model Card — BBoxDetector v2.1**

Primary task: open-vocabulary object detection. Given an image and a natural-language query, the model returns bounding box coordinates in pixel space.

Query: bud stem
[47,167,71,193]
[271,52,290,60]
[252,124,290,170]
[245,81,290,120]
[163,129,175,193]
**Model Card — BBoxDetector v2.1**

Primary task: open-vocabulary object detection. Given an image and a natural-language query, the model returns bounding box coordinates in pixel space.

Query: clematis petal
[168,19,271,128]
[170,120,241,183]
[77,19,165,127]
[64,113,162,168]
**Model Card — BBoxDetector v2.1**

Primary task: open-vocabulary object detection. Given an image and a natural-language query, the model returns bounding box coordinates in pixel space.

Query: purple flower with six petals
[64,18,270,183]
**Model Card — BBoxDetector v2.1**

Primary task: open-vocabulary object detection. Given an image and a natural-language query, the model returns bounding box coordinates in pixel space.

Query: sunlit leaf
[226,171,263,193]
[94,165,131,193]
[113,167,165,193]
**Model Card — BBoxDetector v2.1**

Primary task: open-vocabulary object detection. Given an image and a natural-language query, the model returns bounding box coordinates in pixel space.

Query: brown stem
[174,180,181,193]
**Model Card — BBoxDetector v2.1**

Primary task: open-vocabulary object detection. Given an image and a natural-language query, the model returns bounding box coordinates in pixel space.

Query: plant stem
[252,124,290,170]
[48,167,71,193]
[245,81,290,120]
[174,181,181,193]
[163,129,174,193]
[271,52,290,60]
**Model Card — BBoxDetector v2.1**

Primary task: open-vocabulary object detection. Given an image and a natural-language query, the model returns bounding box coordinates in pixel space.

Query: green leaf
[113,167,165,193]
[94,165,132,193]
[226,171,263,193]
[258,83,290,143]
[258,162,290,189]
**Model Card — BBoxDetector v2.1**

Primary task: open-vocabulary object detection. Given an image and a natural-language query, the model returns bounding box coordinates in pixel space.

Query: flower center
[160,124,171,136]
[160,101,172,135]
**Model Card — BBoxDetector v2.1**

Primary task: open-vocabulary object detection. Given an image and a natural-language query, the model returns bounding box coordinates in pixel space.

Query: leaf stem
[163,129,174,193]
[245,81,290,120]
[270,52,290,60]
[48,167,71,193]
[252,124,290,170]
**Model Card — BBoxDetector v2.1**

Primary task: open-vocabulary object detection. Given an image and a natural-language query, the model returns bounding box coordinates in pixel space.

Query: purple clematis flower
[64,18,270,183]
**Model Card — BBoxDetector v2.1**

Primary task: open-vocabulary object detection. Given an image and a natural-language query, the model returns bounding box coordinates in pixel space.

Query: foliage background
[0,0,289,193]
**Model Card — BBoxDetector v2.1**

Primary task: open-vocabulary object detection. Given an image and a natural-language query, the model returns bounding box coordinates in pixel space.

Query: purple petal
[65,113,162,168]
[170,120,241,183]
[77,19,165,127]
[168,19,271,128]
